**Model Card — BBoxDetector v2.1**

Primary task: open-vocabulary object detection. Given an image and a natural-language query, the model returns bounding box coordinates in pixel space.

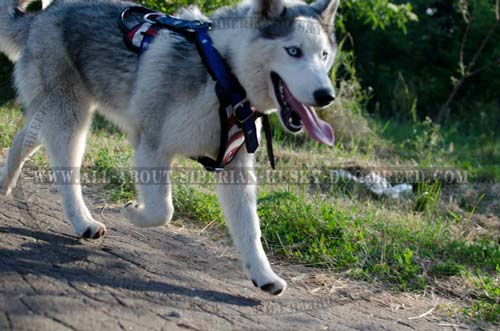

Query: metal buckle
[204,21,214,31]
[234,99,253,123]
[233,98,248,111]
[187,20,213,32]
[143,13,214,35]
[143,12,161,24]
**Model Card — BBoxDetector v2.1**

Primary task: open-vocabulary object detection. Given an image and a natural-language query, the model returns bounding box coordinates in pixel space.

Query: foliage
[347,0,499,128]
[339,0,417,33]
[140,0,237,13]
[0,56,14,104]
[139,0,419,30]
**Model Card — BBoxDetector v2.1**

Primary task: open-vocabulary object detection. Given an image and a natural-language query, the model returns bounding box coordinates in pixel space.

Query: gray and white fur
[0,0,339,295]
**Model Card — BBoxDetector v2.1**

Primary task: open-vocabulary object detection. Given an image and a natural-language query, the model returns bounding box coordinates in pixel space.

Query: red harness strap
[220,106,249,166]
[126,21,159,53]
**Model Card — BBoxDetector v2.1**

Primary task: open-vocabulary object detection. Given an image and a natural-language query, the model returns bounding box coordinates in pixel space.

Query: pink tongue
[283,85,334,146]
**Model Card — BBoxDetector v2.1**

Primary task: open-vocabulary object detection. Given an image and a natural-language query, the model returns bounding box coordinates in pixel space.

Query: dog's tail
[0,0,37,62]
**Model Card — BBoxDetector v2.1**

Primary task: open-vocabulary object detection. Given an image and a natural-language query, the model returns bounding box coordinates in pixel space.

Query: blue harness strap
[154,15,260,155]
[119,7,275,171]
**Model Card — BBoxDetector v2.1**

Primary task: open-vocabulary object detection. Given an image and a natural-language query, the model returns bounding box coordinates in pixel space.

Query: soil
[0,176,486,331]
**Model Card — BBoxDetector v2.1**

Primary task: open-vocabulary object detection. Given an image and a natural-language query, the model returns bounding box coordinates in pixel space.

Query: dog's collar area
[119,6,275,171]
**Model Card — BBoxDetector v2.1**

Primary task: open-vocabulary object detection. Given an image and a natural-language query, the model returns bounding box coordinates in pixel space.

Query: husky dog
[0,0,339,295]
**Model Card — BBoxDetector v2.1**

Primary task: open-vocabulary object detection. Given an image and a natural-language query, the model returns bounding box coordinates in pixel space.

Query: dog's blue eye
[285,46,302,58]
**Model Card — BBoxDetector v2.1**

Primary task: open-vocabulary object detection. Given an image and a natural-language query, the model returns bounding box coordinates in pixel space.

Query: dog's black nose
[313,89,335,107]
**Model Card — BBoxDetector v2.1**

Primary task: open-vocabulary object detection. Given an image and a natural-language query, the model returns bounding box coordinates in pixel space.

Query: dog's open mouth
[271,72,334,146]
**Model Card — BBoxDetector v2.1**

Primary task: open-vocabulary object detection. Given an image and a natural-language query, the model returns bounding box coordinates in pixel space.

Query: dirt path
[0,177,476,331]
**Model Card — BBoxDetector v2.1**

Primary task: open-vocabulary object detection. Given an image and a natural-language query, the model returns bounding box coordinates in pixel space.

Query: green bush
[0,55,14,104]
[347,0,499,127]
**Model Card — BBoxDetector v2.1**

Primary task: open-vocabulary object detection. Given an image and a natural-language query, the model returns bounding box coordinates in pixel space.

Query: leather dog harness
[119,6,275,171]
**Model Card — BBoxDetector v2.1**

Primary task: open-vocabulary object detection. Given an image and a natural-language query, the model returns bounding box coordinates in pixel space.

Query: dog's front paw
[250,268,287,296]
[121,201,142,226]
[121,201,172,228]
[76,219,107,240]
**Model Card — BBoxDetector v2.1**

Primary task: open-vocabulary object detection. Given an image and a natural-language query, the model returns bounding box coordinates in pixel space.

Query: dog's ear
[252,0,286,20]
[311,0,339,25]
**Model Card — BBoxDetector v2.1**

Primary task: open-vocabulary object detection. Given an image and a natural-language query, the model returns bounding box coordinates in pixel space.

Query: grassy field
[1,99,499,324]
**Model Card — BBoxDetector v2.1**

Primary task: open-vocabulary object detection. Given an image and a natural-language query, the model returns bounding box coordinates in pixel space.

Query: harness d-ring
[119,6,156,34]
[143,12,161,24]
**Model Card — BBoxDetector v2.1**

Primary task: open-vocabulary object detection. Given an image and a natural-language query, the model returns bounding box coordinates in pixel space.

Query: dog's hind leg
[215,149,287,296]
[121,143,173,227]
[0,125,41,195]
[38,92,106,239]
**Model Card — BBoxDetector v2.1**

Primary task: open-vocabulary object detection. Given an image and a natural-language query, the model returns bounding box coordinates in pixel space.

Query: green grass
[1,102,499,324]
[463,267,500,323]
[379,116,500,182]
[0,102,22,149]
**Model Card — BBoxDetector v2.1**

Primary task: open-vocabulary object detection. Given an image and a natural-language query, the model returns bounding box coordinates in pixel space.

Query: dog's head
[228,0,339,145]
